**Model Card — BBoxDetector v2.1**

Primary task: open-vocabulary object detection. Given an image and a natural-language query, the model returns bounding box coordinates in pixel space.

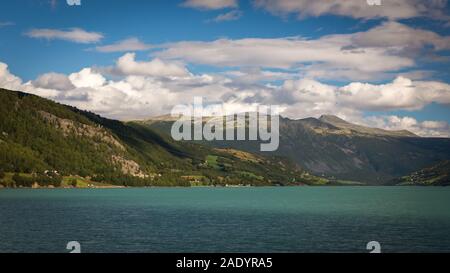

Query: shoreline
[1,184,447,189]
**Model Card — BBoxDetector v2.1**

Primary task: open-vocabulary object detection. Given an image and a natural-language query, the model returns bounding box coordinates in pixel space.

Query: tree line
[10,173,62,188]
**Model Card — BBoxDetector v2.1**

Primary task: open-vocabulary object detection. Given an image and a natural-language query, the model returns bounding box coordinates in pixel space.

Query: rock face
[111,155,147,178]
[39,111,148,178]
[39,111,126,151]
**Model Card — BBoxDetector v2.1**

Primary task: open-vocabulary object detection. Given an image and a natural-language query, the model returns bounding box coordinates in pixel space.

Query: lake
[1,187,450,253]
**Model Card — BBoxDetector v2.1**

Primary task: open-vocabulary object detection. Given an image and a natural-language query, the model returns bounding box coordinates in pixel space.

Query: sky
[0,0,450,137]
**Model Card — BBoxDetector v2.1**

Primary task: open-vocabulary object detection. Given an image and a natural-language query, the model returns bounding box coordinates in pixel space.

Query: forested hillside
[0,88,322,187]
[392,161,450,186]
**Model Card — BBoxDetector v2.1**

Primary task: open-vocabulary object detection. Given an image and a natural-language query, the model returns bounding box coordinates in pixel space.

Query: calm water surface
[1,187,450,253]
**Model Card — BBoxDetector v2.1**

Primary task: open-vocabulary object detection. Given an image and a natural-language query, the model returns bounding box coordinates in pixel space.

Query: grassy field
[206,155,221,169]
[238,171,264,181]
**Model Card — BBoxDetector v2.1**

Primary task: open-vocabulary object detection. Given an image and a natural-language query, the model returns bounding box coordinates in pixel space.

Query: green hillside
[392,160,450,186]
[0,88,322,187]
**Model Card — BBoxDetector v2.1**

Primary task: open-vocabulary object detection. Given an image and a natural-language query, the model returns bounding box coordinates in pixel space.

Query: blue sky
[1,0,450,136]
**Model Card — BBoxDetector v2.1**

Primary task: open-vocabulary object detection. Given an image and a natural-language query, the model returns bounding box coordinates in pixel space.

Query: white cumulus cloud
[113,53,190,78]
[154,21,450,81]
[338,77,450,111]
[0,63,22,90]
[69,68,106,88]
[95,38,153,53]
[25,28,103,44]
[32,73,75,91]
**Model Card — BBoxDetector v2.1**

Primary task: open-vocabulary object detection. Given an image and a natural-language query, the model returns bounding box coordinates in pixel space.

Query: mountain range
[1,88,449,187]
[0,88,324,187]
[144,113,450,185]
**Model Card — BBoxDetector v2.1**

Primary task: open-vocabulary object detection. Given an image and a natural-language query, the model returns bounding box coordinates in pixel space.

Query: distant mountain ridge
[146,113,418,138]
[318,115,417,138]
[144,114,450,184]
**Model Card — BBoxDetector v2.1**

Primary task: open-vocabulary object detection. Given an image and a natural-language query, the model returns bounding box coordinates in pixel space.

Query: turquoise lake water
[1,187,450,253]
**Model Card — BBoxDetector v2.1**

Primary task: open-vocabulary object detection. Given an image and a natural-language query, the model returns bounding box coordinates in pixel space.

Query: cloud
[253,0,449,20]
[337,77,450,111]
[155,37,413,80]
[267,75,450,137]
[224,68,296,84]
[69,68,106,88]
[281,76,450,113]
[32,73,75,91]
[112,53,190,77]
[1,56,449,137]
[212,10,243,22]
[182,0,238,10]
[0,58,237,119]
[0,63,22,90]
[365,116,450,137]
[350,21,450,51]
[154,21,450,81]
[94,38,153,53]
[25,28,103,44]
[0,22,14,28]
[278,77,450,137]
